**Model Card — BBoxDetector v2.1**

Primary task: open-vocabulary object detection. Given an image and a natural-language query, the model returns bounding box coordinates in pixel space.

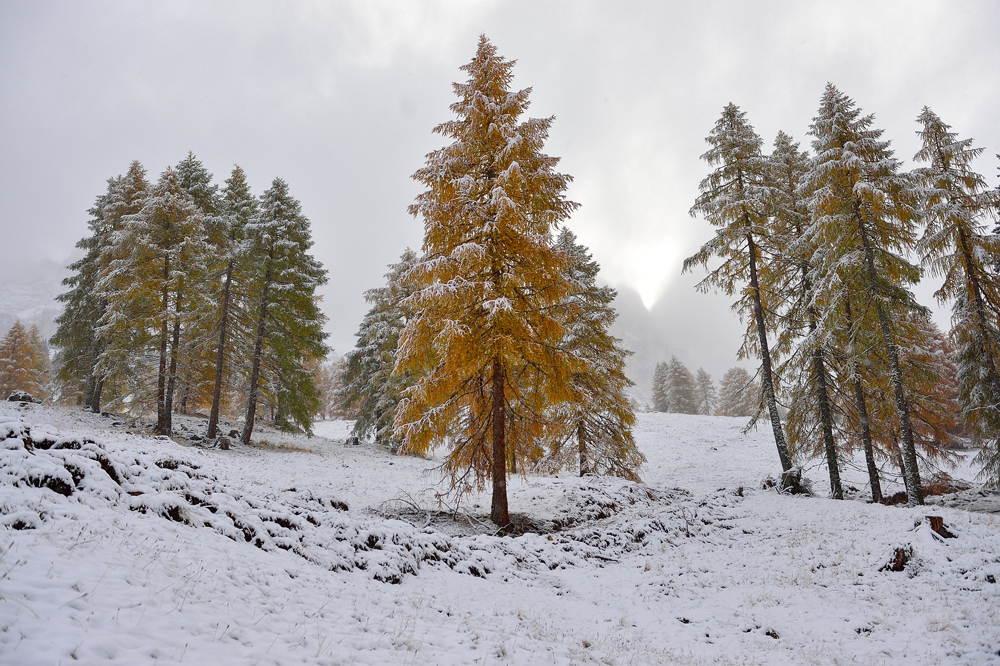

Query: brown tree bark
[208,258,235,440]
[240,269,271,446]
[490,356,509,527]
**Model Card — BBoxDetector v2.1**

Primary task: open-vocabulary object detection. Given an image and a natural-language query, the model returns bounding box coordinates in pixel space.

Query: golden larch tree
[394,36,581,526]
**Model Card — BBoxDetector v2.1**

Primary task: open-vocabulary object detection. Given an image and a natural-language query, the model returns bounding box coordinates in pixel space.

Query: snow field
[1,404,998,665]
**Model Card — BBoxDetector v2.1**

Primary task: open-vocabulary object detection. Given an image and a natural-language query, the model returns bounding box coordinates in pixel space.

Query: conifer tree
[651,361,670,412]
[684,103,794,485]
[172,153,222,416]
[549,229,643,479]
[393,36,581,526]
[666,356,697,414]
[208,165,257,439]
[176,152,221,216]
[767,130,844,498]
[0,321,47,398]
[96,166,210,434]
[716,366,759,417]
[340,248,418,445]
[52,162,148,411]
[240,178,328,444]
[804,84,925,505]
[913,108,1000,486]
[693,367,716,415]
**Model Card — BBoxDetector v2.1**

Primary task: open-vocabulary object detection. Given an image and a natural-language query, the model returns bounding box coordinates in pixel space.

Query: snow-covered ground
[1,404,998,665]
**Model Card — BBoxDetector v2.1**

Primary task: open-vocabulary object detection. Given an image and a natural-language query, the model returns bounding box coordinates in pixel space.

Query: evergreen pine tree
[913,107,1000,486]
[550,229,644,479]
[684,103,794,485]
[804,84,925,505]
[339,248,418,445]
[666,356,697,414]
[393,36,581,526]
[716,366,759,417]
[240,178,328,443]
[651,361,670,412]
[693,367,716,415]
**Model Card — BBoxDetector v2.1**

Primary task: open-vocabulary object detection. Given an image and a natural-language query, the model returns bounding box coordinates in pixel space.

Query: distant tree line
[685,86,999,503]
[50,154,328,443]
[651,360,758,418]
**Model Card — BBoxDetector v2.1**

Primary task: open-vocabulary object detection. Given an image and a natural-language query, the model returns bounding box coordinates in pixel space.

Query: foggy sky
[2,1,998,389]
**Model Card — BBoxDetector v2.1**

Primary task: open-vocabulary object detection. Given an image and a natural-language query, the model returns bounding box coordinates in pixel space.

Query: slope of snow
[1,404,998,665]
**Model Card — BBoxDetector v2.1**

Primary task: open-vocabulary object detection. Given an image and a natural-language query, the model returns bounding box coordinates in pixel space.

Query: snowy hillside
[1,404,998,665]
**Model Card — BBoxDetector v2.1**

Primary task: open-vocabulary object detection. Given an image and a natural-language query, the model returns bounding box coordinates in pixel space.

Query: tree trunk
[812,345,843,499]
[578,421,589,476]
[803,263,842,499]
[746,232,794,485]
[163,296,181,436]
[844,296,882,503]
[857,215,922,505]
[88,338,104,412]
[241,272,271,445]
[156,258,170,435]
[208,259,235,440]
[490,356,509,527]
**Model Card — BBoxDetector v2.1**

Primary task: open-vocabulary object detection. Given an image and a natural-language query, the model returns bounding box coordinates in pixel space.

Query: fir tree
[339,249,418,445]
[651,361,670,412]
[716,366,759,417]
[393,36,581,526]
[240,178,328,444]
[693,367,716,415]
[804,84,925,504]
[913,107,1000,486]
[549,229,644,479]
[666,356,697,414]
[684,103,794,485]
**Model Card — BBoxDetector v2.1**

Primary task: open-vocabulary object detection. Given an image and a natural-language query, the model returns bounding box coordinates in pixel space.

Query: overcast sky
[2,1,998,388]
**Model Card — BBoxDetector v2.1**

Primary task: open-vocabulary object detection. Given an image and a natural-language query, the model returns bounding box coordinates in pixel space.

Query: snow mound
[0,418,713,585]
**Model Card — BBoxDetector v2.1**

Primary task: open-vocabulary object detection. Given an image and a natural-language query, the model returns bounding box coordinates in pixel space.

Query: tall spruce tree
[393,36,581,526]
[339,248,418,445]
[913,108,1000,486]
[651,361,670,412]
[804,84,925,505]
[550,229,643,479]
[684,103,795,486]
[240,178,328,444]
